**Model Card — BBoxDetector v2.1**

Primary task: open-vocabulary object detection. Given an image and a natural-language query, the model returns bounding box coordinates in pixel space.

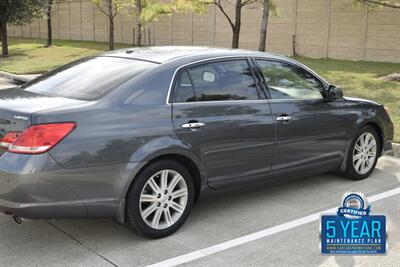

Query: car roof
[103,46,330,86]
[103,46,289,64]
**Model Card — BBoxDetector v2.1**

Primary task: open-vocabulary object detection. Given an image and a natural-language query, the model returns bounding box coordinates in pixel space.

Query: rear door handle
[181,122,205,129]
[276,116,292,122]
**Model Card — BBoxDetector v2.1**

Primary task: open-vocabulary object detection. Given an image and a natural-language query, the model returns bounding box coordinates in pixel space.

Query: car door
[171,58,275,188]
[255,59,346,177]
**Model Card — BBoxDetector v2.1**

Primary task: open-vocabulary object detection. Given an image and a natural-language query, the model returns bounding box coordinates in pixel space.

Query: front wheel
[341,126,380,180]
[125,160,195,238]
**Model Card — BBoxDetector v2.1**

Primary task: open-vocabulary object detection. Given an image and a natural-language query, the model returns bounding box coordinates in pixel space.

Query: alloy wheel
[352,132,377,175]
[139,169,188,230]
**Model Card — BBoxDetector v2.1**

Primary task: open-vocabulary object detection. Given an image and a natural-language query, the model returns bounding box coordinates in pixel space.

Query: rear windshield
[22,57,157,100]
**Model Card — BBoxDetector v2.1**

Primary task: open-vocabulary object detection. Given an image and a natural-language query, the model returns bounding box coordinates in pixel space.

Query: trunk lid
[0,88,86,155]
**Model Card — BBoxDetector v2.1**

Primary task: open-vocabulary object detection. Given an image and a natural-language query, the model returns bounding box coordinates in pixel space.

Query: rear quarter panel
[34,103,206,203]
[30,62,208,203]
[45,105,174,167]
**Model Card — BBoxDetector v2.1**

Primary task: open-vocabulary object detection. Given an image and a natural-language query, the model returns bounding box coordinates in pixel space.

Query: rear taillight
[2,122,76,154]
[0,132,21,149]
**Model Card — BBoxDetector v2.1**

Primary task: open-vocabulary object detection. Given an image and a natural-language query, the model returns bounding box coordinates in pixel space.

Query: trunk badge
[13,115,29,121]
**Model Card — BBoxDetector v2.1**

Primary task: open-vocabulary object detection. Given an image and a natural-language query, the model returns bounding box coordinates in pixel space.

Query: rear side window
[174,70,196,102]
[174,59,259,102]
[257,60,324,100]
[22,57,157,100]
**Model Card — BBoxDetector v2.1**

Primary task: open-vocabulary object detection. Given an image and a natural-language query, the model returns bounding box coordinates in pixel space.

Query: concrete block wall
[6,0,400,63]
[366,5,400,62]
[328,0,366,60]
[295,0,330,58]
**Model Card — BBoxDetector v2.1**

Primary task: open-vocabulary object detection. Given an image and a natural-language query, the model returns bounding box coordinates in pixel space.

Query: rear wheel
[125,160,194,238]
[341,126,380,180]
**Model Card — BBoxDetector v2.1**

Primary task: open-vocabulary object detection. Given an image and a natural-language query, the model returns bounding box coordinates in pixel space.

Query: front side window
[22,57,157,100]
[174,59,259,102]
[257,60,324,100]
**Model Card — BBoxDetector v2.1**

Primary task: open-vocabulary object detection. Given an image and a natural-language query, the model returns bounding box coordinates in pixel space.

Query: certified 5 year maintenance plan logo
[320,192,387,255]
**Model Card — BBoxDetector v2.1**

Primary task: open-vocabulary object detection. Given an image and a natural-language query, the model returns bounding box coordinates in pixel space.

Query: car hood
[343,96,381,107]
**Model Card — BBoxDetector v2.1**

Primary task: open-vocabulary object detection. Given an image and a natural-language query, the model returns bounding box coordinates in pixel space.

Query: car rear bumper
[0,152,142,223]
[0,197,126,222]
[0,198,87,219]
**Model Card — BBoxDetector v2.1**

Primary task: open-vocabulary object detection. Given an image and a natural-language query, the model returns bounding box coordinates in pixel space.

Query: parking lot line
[147,186,400,267]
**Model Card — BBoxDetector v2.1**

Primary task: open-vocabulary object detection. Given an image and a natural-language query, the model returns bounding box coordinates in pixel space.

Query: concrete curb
[388,143,400,158]
[0,71,38,84]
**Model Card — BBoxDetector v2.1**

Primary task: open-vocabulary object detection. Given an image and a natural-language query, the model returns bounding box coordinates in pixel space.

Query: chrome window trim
[266,98,326,103]
[254,57,330,101]
[166,55,331,105]
[253,57,329,102]
[253,57,330,92]
[172,99,271,105]
[166,55,260,105]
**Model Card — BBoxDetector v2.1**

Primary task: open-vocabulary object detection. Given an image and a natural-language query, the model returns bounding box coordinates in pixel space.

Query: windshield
[22,57,157,100]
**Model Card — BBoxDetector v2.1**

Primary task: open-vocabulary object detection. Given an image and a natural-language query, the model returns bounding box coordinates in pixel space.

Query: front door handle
[182,122,205,129]
[276,116,292,122]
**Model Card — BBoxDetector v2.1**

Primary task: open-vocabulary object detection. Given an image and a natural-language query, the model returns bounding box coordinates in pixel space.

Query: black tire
[341,126,380,180]
[125,159,195,238]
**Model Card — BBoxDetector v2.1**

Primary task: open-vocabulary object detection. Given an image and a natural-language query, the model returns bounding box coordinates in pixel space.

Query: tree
[93,0,119,50]
[354,0,400,9]
[121,0,207,46]
[0,0,42,57]
[135,0,143,46]
[213,0,248,49]
[214,0,268,49]
[258,0,270,51]
[120,0,168,46]
[214,0,276,49]
[258,0,276,51]
[44,0,54,47]
[132,0,172,46]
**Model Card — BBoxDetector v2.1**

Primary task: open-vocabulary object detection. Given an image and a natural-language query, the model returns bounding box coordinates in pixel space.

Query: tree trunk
[232,26,240,49]
[0,23,8,57]
[258,0,270,51]
[108,0,114,51]
[109,17,114,50]
[46,0,53,47]
[231,0,242,49]
[135,0,142,46]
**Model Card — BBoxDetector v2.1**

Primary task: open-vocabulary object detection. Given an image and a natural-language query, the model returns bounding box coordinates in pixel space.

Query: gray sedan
[0,47,393,238]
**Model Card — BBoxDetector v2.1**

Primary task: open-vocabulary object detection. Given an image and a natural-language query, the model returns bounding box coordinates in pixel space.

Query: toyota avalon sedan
[0,47,393,238]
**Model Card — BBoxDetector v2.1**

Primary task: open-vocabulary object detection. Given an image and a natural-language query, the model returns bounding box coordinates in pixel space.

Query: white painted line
[147,187,400,267]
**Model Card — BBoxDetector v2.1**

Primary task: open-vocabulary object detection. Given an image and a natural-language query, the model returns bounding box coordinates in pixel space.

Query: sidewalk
[0,70,38,84]
[0,77,16,90]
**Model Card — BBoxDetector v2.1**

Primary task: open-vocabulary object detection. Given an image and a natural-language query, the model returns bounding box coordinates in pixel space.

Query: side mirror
[327,85,343,100]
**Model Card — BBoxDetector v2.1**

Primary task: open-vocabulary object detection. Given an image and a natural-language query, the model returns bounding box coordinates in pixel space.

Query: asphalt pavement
[0,156,399,267]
